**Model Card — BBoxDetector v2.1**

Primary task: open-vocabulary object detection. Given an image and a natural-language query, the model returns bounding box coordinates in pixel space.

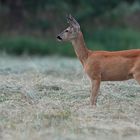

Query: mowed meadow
[0,55,140,140]
[0,1,140,139]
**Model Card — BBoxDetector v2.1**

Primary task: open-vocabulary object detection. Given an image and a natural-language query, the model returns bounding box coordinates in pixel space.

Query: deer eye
[65,30,69,32]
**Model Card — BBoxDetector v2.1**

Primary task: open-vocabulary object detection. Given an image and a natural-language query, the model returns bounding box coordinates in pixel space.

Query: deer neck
[71,31,89,65]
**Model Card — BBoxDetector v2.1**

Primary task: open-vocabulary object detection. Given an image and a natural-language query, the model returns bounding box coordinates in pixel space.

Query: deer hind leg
[90,78,101,106]
[132,62,140,85]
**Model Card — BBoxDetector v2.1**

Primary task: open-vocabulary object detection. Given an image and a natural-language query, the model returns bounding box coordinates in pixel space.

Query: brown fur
[57,16,140,106]
[73,32,140,105]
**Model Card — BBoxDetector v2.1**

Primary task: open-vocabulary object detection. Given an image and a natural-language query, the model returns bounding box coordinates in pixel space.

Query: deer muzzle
[57,35,62,41]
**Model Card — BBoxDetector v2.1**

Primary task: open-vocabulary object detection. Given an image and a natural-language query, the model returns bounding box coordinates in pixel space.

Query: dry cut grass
[0,55,140,140]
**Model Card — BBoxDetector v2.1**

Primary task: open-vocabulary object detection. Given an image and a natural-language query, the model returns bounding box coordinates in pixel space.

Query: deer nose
[57,35,62,41]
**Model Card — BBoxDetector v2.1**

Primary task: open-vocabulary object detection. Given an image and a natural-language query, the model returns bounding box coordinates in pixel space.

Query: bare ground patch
[0,55,140,140]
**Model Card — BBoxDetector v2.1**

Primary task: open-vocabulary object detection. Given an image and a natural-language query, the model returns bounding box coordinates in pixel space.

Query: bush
[86,28,140,51]
[0,28,140,56]
[0,35,75,56]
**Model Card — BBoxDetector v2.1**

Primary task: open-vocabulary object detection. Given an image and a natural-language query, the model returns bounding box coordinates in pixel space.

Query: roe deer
[57,14,140,106]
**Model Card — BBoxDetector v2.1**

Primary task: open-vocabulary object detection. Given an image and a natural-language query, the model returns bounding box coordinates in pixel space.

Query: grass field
[0,55,140,140]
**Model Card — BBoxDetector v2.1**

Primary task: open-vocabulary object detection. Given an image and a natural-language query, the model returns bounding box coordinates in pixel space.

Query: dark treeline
[0,0,140,56]
[0,0,140,34]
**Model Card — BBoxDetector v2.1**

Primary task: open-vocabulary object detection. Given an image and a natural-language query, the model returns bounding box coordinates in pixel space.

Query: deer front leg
[90,78,101,106]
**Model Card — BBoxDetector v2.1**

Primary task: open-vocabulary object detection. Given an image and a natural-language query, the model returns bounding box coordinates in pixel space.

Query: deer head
[57,14,80,42]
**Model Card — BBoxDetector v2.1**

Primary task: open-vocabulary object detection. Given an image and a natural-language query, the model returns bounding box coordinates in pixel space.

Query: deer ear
[66,14,80,30]
[66,14,72,26]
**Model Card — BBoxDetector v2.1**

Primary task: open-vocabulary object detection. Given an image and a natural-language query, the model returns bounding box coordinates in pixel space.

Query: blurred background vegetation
[0,0,140,56]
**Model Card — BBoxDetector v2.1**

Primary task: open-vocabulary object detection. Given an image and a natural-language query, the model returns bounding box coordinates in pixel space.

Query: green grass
[0,28,140,56]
